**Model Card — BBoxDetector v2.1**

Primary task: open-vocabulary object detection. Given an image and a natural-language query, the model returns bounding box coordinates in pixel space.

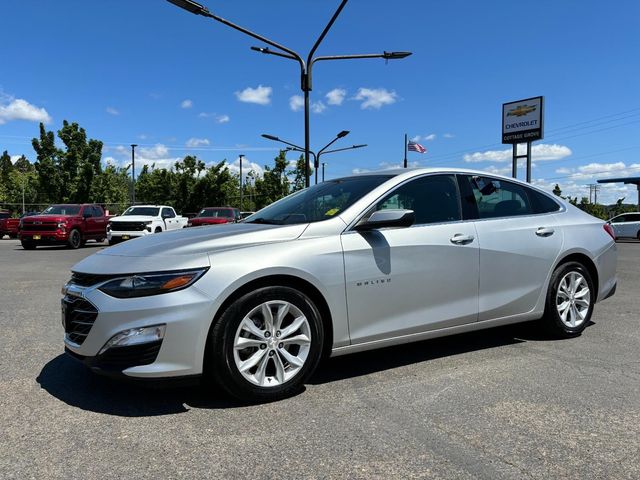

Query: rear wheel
[637,230,640,241]
[207,286,324,402]
[542,261,594,337]
[21,240,36,250]
[68,229,83,249]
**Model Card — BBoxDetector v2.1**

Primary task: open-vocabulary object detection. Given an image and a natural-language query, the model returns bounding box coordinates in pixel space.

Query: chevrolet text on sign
[502,96,544,144]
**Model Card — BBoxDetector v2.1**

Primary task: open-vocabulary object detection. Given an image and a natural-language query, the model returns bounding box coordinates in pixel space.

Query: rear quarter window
[527,189,562,214]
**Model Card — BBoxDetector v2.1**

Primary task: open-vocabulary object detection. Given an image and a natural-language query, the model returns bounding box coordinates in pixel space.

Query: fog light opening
[98,324,166,355]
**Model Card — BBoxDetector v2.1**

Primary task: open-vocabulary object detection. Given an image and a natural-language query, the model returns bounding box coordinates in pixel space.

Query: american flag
[408,141,426,153]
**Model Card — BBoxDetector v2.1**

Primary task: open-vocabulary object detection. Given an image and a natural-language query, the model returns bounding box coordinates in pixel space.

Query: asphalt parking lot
[0,239,638,479]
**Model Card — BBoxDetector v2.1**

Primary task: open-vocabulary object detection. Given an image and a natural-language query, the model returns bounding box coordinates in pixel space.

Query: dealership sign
[502,96,544,144]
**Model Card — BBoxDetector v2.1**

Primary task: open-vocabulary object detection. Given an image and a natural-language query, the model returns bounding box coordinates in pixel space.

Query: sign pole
[512,144,518,179]
[403,133,408,168]
[526,141,532,183]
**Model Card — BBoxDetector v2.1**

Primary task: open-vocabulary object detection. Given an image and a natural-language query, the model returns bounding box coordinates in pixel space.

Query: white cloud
[411,135,421,142]
[185,138,210,148]
[0,97,51,124]
[412,134,436,142]
[216,114,230,124]
[443,133,455,138]
[464,143,572,163]
[236,85,272,105]
[138,134,149,140]
[425,134,436,141]
[482,165,512,176]
[199,112,230,123]
[106,107,119,116]
[354,88,398,109]
[225,156,264,180]
[555,167,572,175]
[353,161,420,174]
[326,88,346,106]
[311,101,326,114]
[289,95,304,112]
[181,99,193,109]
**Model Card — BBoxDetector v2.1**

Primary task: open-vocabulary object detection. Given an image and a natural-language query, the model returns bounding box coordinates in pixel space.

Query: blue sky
[1,0,639,203]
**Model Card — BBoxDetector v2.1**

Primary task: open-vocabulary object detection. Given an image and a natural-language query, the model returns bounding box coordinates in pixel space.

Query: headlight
[107,222,112,231]
[98,268,209,298]
[57,222,66,229]
[145,221,153,225]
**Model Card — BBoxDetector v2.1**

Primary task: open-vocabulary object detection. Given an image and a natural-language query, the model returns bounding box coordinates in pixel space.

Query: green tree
[32,123,63,203]
[57,120,103,202]
[173,155,206,214]
[193,160,237,209]
[288,154,314,192]
[90,163,130,208]
[552,184,562,196]
[254,150,290,210]
[135,164,176,206]
[0,150,13,187]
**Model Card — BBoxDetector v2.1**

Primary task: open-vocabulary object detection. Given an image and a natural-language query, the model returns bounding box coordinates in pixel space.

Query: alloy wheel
[233,300,311,387]
[556,271,591,328]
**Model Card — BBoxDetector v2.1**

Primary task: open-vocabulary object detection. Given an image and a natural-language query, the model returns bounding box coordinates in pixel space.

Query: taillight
[603,223,616,241]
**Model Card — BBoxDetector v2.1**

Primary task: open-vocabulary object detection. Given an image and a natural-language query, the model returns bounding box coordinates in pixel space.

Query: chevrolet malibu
[62,169,617,401]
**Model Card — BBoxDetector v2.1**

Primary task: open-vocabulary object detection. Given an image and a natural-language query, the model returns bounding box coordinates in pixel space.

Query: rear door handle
[450,234,475,245]
[536,227,555,237]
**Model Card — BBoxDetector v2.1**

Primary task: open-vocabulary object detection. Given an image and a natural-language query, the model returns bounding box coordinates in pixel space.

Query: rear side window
[463,175,533,219]
[528,189,561,214]
[376,174,461,224]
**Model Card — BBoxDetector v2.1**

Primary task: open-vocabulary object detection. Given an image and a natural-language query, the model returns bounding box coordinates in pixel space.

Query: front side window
[464,176,533,218]
[162,208,175,218]
[245,175,394,225]
[375,174,461,224]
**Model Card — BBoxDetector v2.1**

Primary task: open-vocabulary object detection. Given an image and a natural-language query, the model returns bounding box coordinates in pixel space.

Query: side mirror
[354,209,415,231]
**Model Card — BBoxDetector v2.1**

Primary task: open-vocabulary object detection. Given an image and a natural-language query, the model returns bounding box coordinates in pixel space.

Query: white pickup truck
[107,205,188,245]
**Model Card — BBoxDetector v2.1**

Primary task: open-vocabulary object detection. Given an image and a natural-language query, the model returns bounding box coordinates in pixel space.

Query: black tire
[68,229,83,249]
[108,238,119,246]
[637,230,640,241]
[207,286,324,403]
[542,261,595,338]
[9,234,17,239]
[21,240,36,250]
[155,227,162,233]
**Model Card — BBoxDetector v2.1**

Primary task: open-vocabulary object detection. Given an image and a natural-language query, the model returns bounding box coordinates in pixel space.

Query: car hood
[190,217,229,224]
[23,214,77,222]
[71,223,308,274]
[109,215,156,222]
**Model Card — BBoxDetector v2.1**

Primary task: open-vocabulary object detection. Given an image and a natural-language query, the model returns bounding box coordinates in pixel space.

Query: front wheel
[542,261,595,338]
[207,286,324,402]
[68,229,83,249]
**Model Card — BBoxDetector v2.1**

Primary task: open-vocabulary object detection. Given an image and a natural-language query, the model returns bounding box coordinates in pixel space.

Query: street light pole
[322,162,326,182]
[166,0,411,188]
[131,144,137,204]
[239,154,244,211]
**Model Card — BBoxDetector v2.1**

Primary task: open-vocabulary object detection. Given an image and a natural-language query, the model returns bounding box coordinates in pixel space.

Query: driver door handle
[450,234,475,245]
[536,227,555,237]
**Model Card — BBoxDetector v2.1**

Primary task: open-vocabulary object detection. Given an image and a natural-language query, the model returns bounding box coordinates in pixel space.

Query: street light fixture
[166,0,411,187]
[263,131,361,184]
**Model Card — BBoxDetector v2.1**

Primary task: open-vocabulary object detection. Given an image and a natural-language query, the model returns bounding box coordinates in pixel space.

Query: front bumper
[107,230,151,240]
[20,230,69,243]
[62,282,216,379]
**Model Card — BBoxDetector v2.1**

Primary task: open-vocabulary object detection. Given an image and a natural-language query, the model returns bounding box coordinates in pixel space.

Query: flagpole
[404,133,407,168]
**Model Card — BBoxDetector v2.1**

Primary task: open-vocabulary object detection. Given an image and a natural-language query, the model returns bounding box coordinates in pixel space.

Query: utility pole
[587,184,600,204]
[239,154,244,210]
[131,144,137,204]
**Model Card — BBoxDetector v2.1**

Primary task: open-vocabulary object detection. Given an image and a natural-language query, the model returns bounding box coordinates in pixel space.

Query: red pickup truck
[0,211,39,239]
[19,204,108,250]
[187,207,240,227]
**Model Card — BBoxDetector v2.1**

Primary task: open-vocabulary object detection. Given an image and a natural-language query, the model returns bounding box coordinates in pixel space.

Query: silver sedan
[62,168,617,401]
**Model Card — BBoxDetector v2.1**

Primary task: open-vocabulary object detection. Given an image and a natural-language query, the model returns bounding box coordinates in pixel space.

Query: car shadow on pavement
[36,354,238,417]
[310,320,590,385]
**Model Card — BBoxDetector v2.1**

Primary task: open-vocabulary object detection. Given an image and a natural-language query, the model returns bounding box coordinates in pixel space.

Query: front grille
[70,271,122,287]
[62,296,98,345]
[23,222,58,231]
[111,221,148,232]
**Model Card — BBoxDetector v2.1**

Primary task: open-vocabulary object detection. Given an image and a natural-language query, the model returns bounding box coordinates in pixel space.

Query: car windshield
[199,208,233,218]
[245,175,394,225]
[123,207,160,216]
[0,212,9,219]
[42,205,81,216]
